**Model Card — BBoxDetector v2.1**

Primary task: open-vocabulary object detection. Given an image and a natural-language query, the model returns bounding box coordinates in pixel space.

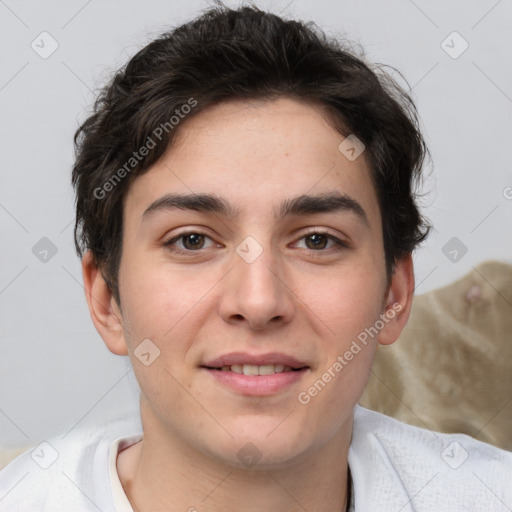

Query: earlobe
[378,254,415,346]
[82,250,128,356]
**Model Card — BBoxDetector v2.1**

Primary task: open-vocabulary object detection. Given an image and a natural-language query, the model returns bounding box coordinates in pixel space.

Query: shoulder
[349,405,512,511]
[0,414,142,512]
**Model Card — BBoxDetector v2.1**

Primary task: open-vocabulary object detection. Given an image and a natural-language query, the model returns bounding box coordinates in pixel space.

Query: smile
[201,365,309,396]
[206,364,304,375]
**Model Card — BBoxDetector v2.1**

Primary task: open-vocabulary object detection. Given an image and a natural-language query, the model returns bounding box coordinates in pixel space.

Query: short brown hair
[72,4,431,304]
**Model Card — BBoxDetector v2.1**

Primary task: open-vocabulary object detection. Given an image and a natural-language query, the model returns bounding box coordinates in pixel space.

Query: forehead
[124,97,381,227]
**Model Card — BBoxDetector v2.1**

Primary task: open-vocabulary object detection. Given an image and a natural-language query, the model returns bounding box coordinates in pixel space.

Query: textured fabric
[0,411,142,512]
[360,260,512,451]
[1,406,511,511]
[349,406,512,511]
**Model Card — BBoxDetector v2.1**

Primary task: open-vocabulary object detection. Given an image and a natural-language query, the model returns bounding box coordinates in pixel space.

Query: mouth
[202,364,307,375]
[200,353,310,395]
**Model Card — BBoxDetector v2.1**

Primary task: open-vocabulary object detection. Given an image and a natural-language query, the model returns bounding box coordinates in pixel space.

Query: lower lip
[202,367,308,396]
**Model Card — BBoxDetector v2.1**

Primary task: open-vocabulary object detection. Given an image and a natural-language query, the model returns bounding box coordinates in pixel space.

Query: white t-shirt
[1,405,511,511]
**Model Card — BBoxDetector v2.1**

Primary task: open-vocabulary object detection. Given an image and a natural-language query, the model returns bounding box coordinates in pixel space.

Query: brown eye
[164,232,216,252]
[304,233,329,250]
[181,233,205,250]
[294,231,349,253]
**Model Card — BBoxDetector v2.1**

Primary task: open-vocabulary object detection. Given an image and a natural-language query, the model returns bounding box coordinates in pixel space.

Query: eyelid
[298,226,349,242]
[163,229,219,250]
[292,228,351,250]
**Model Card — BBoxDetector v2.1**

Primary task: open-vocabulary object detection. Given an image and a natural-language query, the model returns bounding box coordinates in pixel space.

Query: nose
[218,243,295,331]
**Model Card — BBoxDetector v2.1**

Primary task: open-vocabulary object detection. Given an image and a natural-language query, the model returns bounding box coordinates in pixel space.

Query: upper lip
[202,352,309,369]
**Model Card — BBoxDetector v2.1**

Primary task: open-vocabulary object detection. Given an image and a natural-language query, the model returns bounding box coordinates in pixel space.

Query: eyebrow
[142,192,369,226]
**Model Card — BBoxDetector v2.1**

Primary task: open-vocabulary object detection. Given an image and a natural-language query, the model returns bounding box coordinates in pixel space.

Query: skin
[82,97,414,511]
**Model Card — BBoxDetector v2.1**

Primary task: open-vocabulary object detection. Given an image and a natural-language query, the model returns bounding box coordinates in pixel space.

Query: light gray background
[1,0,511,448]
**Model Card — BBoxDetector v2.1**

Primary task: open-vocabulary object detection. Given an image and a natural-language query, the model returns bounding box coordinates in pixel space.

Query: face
[94,98,409,468]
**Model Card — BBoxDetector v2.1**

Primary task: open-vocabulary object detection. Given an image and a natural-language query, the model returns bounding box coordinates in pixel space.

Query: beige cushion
[360,260,512,451]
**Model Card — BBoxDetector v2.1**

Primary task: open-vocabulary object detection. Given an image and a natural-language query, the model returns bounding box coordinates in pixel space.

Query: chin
[207,424,313,469]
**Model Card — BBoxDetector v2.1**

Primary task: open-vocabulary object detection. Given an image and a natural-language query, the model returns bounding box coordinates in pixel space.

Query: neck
[117,403,352,512]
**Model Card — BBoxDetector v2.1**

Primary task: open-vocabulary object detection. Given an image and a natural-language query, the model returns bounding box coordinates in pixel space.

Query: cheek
[117,252,220,400]
[117,257,199,418]
[302,265,386,344]
[118,251,202,343]
[296,264,385,410]
[297,273,382,432]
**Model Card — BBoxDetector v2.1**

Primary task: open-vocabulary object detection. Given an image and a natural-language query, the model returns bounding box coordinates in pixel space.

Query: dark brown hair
[72,4,431,305]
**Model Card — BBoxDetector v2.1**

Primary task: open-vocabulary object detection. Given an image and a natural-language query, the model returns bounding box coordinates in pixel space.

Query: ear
[81,250,128,356]
[378,253,415,346]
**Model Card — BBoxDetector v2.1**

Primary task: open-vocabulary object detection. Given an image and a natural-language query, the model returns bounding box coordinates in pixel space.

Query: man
[1,5,511,511]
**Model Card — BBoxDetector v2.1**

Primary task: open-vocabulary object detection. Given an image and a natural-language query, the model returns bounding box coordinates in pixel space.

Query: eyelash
[163,230,350,255]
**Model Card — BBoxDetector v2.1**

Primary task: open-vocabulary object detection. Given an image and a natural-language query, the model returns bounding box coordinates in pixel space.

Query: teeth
[221,364,296,375]
[243,364,259,376]
[258,365,275,375]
